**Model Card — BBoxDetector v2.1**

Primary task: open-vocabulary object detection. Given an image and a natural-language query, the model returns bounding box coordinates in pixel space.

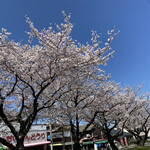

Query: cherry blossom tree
[56,78,102,150]
[85,85,148,150]
[125,97,150,146]
[41,60,111,150]
[0,12,116,150]
[84,81,123,150]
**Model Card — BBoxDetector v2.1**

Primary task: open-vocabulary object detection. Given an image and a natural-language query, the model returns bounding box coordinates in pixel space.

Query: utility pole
[49,122,53,150]
[62,130,65,150]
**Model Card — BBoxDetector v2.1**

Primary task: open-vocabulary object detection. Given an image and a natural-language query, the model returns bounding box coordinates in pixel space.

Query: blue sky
[1,0,150,94]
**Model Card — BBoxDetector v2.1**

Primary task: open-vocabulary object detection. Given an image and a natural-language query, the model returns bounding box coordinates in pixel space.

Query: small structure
[47,124,73,150]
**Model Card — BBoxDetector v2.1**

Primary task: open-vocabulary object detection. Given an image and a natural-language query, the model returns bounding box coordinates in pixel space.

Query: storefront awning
[82,141,94,145]
[82,140,108,145]
[65,142,74,145]
[53,142,74,146]
[95,140,108,144]
[24,141,50,147]
[53,143,63,146]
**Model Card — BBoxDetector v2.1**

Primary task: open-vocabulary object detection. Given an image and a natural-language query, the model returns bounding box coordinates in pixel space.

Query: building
[0,124,50,150]
[47,124,74,150]
[79,125,108,150]
[47,124,109,150]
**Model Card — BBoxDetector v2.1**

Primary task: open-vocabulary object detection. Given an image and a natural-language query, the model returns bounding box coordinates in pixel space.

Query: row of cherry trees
[46,78,150,150]
[0,12,149,150]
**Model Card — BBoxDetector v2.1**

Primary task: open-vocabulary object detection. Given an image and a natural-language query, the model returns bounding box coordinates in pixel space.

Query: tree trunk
[137,136,146,146]
[137,140,144,146]
[104,123,118,150]
[74,113,81,150]
[17,144,24,150]
[74,142,81,150]
[136,136,143,146]
[69,119,75,150]
[16,139,24,150]
[107,138,118,150]
[139,131,149,146]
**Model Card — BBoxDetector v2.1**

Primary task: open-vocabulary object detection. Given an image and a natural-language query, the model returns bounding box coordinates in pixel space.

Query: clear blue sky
[1,0,150,94]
